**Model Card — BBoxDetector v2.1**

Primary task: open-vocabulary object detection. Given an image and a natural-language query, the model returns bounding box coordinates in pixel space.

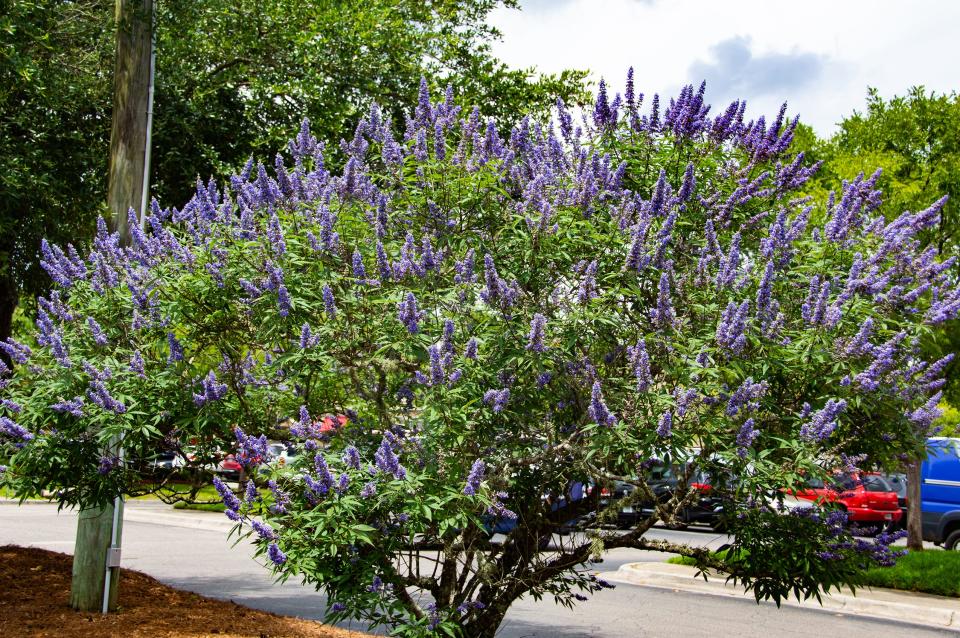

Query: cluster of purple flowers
[84,364,126,414]
[192,370,228,406]
[655,410,672,438]
[463,459,486,496]
[483,388,510,413]
[167,332,184,364]
[298,323,318,349]
[575,260,599,304]
[213,475,241,519]
[715,300,750,354]
[34,308,70,367]
[50,396,84,417]
[725,377,768,417]
[627,339,652,392]
[525,314,548,353]
[306,454,336,496]
[86,317,108,346]
[480,254,520,312]
[374,434,406,480]
[267,542,287,566]
[342,445,361,470]
[650,271,675,328]
[234,427,269,467]
[0,416,33,444]
[322,284,337,319]
[415,342,462,388]
[39,238,86,288]
[798,399,847,441]
[397,292,424,334]
[0,339,32,365]
[588,381,617,426]
[735,418,759,458]
[486,491,517,520]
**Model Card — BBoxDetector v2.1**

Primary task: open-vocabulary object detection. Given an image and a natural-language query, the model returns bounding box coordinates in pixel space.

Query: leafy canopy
[2,75,954,637]
[0,0,587,345]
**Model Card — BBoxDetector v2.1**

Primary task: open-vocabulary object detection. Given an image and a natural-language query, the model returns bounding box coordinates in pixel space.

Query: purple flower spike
[465,337,479,360]
[656,411,673,438]
[736,418,760,457]
[799,399,847,441]
[397,292,425,334]
[86,317,108,346]
[526,313,548,353]
[588,381,617,426]
[627,339,652,392]
[483,388,510,413]
[463,459,486,496]
[267,542,287,566]
[322,284,337,319]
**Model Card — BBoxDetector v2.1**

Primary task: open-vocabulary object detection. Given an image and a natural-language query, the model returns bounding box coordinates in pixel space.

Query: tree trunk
[71,0,152,613]
[906,460,923,551]
[463,603,510,638]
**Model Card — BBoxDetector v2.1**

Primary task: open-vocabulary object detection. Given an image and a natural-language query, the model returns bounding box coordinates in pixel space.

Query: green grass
[667,549,960,598]
[861,549,960,597]
[173,501,226,512]
[666,555,703,567]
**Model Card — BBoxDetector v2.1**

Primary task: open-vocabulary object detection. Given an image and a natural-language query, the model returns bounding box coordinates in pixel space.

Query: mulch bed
[0,545,367,638]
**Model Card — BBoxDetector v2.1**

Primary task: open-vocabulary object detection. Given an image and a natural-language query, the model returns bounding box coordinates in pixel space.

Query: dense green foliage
[2,76,948,635]
[795,88,960,406]
[0,0,587,349]
[0,1,111,346]
[671,547,960,597]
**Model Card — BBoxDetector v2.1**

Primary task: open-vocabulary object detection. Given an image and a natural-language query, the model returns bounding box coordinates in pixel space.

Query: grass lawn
[173,500,226,512]
[861,548,960,597]
[667,548,960,598]
[2,482,227,508]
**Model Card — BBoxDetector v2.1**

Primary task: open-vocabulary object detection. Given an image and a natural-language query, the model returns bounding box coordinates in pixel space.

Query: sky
[488,0,960,134]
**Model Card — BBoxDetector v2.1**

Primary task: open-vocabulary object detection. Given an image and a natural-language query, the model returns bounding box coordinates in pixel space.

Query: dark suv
[601,464,732,531]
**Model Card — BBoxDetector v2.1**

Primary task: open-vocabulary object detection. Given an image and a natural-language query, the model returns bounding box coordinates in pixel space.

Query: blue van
[921,437,960,549]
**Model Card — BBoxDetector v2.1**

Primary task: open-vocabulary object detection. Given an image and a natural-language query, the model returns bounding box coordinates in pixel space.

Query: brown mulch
[0,545,368,638]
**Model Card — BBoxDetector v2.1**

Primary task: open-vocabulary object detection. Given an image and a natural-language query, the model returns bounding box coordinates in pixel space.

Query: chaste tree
[1,74,955,636]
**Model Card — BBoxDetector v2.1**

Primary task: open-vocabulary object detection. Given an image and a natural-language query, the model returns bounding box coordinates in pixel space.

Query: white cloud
[489,0,960,133]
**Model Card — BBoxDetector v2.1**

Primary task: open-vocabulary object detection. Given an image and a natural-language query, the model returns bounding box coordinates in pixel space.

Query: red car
[217,453,244,480]
[791,473,902,529]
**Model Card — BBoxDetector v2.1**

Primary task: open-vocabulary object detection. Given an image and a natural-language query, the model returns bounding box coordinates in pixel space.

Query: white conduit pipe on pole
[139,4,156,229]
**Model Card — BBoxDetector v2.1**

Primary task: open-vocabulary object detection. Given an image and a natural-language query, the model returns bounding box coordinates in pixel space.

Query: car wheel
[945,529,960,551]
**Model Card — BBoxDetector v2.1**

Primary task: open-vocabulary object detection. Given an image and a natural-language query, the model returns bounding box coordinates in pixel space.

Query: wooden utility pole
[70,0,153,613]
[105,0,153,244]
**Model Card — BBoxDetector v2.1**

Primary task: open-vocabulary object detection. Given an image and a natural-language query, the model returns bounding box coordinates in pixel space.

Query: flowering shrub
[1,73,954,636]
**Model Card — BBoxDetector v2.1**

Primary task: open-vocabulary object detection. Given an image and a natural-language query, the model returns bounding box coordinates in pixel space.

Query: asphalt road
[1,501,955,638]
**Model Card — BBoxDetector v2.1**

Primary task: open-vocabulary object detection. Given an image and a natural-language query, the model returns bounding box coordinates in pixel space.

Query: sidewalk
[607,562,959,631]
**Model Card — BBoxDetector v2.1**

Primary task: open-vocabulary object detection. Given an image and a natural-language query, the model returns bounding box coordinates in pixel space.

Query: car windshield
[648,465,675,481]
[862,476,892,492]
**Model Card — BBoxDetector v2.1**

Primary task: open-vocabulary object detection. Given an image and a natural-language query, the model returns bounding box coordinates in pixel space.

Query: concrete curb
[1,498,234,533]
[124,506,235,533]
[606,562,959,631]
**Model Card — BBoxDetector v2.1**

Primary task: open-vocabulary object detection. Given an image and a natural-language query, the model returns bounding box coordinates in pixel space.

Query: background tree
[0,0,113,360]
[0,0,588,350]
[3,76,948,636]
[794,87,960,549]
